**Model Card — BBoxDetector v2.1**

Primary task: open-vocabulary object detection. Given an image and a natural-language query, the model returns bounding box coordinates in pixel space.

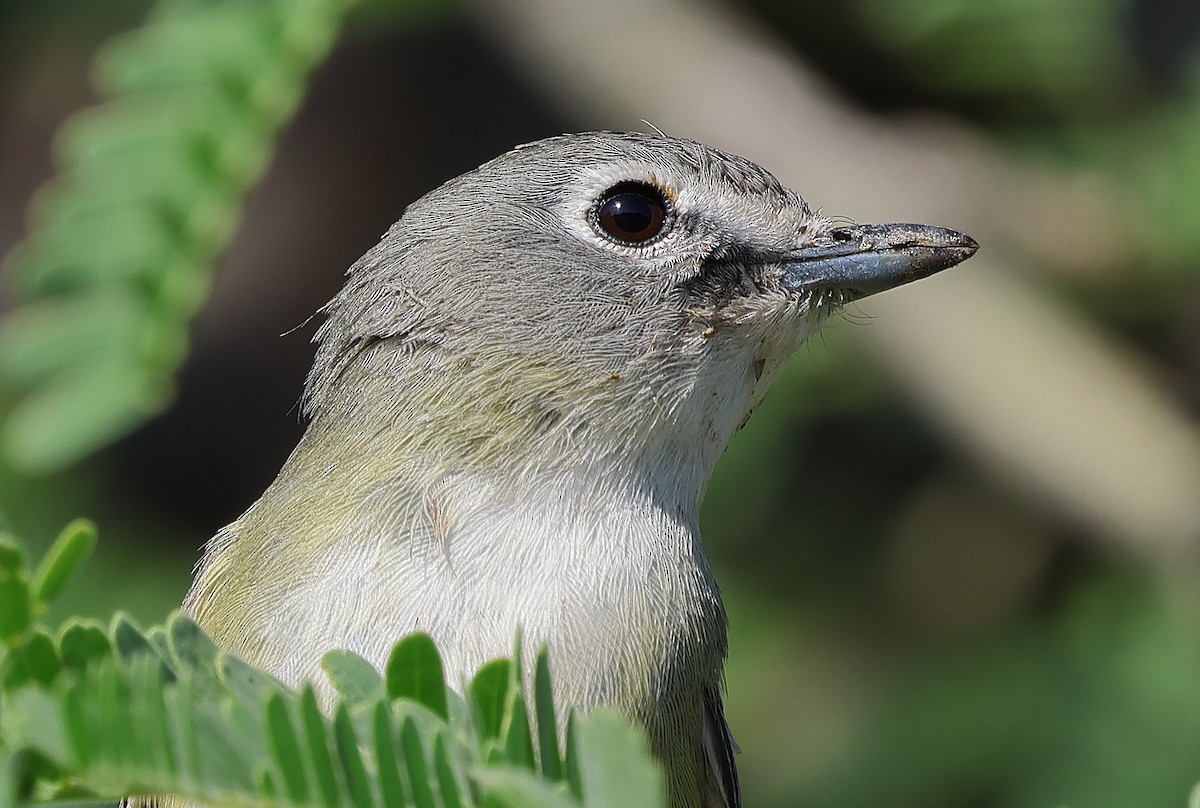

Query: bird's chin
[778,285,857,330]
[795,285,858,310]
[701,289,841,374]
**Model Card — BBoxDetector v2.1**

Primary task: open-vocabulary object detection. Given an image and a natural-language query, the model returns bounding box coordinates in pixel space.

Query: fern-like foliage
[0,522,665,808]
[0,0,355,473]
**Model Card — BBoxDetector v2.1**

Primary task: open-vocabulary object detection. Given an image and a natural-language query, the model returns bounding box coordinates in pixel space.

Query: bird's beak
[778,223,978,299]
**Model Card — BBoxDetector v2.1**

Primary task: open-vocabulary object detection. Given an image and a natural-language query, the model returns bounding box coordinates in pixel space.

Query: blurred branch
[471,0,1135,274]
[875,261,1200,555]
[472,0,1200,557]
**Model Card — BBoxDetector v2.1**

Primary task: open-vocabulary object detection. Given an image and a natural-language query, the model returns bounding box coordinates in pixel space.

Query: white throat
[261,462,726,717]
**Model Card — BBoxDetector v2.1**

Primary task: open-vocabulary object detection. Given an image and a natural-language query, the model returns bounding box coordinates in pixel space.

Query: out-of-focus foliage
[811,577,1200,807]
[1122,77,1200,267]
[858,0,1200,273]
[0,522,664,808]
[0,0,355,473]
[859,0,1138,114]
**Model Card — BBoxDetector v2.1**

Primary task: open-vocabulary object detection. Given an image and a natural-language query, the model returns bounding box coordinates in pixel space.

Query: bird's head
[303,132,976,482]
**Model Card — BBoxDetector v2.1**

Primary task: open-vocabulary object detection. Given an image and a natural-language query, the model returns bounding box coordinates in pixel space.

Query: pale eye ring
[592,182,670,245]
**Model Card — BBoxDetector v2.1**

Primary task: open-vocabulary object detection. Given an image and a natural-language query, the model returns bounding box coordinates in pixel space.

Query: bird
[182,131,977,808]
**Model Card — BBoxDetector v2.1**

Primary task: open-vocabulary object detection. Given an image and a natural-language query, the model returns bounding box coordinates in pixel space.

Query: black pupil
[597,186,665,243]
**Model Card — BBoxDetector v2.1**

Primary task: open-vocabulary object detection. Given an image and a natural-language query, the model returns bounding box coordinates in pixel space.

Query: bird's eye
[594,182,669,245]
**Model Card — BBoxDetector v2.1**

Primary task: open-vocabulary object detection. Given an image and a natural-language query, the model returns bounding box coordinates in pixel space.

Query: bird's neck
[191,334,786,688]
[195,413,729,699]
[299,329,778,510]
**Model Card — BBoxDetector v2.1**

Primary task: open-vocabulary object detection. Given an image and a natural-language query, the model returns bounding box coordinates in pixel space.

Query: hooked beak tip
[779,223,979,299]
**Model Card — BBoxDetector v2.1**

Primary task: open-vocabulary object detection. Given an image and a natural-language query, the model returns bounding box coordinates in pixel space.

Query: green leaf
[221,695,264,774]
[564,712,582,803]
[192,685,256,794]
[111,613,158,661]
[502,678,534,770]
[24,629,61,685]
[124,654,169,784]
[534,647,563,781]
[163,673,202,790]
[57,621,112,671]
[385,632,447,719]
[473,768,580,808]
[113,613,176,686]
[94,656,133,770]
[322,648,386,706]
[372,701,406,808]
[0,0,356,471]
[401,716,436,808]
[266,692,308,804]
[0,581,31,646]
[573,711,664,808]
[133,655,176,781]
[1,359,169,474]
[433,732,464,808]
[0,748,20,808]
[29,519,96,610]
[0,540,26,574]
[300,684,342,808]
[0,541,31,645]
[259,769,278,804]
[501,632,534,769]
[1,748,56,808]
[5,630,60,688]
[218,650,287,707]
[334,702,373,808]
[469,659,511,742]
[97,12,283,99]
[112,613,148,658]
[61,675,94,768]
[2,686,73,767]
[166,612,219,675]
[146,624,170,656]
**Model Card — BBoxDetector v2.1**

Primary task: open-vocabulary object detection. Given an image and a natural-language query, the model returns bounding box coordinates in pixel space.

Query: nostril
[829,228,853,242]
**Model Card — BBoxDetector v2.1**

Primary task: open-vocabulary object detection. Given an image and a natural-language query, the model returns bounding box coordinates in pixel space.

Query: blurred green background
[2,0,1200,806]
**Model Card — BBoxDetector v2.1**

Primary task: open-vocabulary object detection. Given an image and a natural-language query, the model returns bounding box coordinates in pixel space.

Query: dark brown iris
[595,182,668,244]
